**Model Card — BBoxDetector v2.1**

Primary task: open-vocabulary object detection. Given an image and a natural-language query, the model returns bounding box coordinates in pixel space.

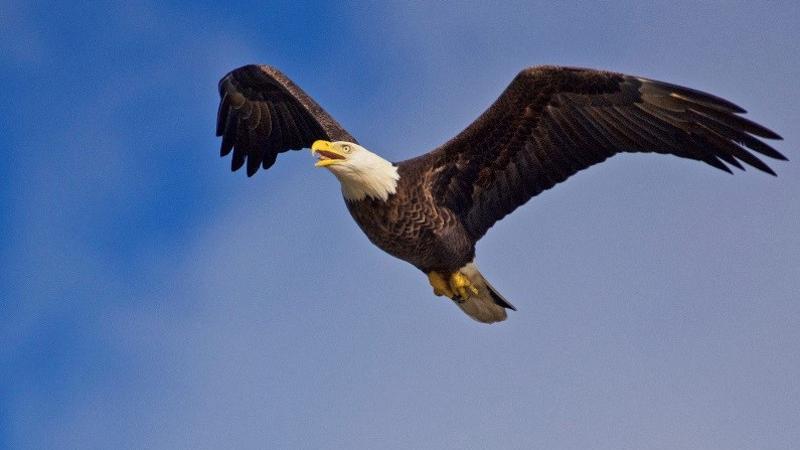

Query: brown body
[346,158,474,273]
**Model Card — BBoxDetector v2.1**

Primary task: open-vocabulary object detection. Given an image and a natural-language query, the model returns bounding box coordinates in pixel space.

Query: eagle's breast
[345,166,474,272]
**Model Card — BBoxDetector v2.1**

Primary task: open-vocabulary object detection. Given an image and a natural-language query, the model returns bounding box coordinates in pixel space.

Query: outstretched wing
[422,66,786,241]
[216,65,357,176]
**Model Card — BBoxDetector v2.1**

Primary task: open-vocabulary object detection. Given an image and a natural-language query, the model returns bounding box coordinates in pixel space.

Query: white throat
[329,151,400,202]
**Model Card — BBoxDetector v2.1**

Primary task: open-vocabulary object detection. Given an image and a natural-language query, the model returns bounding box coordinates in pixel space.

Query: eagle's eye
[342,144,352,154]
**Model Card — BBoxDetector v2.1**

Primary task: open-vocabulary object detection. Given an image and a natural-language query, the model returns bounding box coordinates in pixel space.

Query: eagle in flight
[216,64,785,323]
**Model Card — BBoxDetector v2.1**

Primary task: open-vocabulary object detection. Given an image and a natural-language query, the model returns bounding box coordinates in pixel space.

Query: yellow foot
[427,271,454,297]
[449,271,479,301]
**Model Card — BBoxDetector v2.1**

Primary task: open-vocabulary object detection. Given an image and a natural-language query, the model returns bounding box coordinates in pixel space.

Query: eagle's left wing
[217,65,357,176]
[420,66,785,241]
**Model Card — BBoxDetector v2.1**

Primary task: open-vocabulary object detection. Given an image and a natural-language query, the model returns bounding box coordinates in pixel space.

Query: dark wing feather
[418,66,785,241]
[216,65,357,176]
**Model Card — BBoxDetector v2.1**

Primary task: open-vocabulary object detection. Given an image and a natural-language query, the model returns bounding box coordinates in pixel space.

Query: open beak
[311,140,347,167]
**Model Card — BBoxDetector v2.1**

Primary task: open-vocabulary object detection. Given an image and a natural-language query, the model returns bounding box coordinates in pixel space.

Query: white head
[311,140,400,202]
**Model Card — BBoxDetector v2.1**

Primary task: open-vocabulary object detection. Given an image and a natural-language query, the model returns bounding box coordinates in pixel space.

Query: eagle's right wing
[216,65,357,176]
[420,66,785,241]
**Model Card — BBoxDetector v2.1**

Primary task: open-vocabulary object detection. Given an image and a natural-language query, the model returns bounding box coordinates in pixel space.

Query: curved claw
[427,271,454,297]
[449,272,479,300]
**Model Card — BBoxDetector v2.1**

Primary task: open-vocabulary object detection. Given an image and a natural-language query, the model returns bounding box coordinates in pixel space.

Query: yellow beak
[311,140,347,167]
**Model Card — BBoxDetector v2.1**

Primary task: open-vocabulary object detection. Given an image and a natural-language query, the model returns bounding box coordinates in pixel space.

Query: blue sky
[2,1,799,448]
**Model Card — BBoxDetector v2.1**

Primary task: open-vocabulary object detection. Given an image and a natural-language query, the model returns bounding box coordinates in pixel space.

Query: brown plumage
[216,64,786,323]
[217,65,356,176]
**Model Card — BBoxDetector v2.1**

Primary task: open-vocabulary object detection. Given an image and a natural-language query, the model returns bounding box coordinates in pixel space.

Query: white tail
[454,263,516,324]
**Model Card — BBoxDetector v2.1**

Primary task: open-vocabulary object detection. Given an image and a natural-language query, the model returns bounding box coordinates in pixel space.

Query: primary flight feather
[216,64,785,323]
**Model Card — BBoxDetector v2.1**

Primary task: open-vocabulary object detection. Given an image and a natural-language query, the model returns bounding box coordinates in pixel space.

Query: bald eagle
[216,64,785,323]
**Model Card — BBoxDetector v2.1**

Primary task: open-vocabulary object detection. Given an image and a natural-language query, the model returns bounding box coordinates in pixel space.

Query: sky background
[2,1,799,449]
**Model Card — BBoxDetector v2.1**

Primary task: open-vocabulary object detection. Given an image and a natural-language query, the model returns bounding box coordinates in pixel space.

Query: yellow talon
[449,271,479,300]
[428,270,479,301]
[427,271,453,297]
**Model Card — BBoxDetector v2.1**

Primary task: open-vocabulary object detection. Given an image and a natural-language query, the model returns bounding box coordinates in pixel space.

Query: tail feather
[484,277,517,311]
[454,263,515,324]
